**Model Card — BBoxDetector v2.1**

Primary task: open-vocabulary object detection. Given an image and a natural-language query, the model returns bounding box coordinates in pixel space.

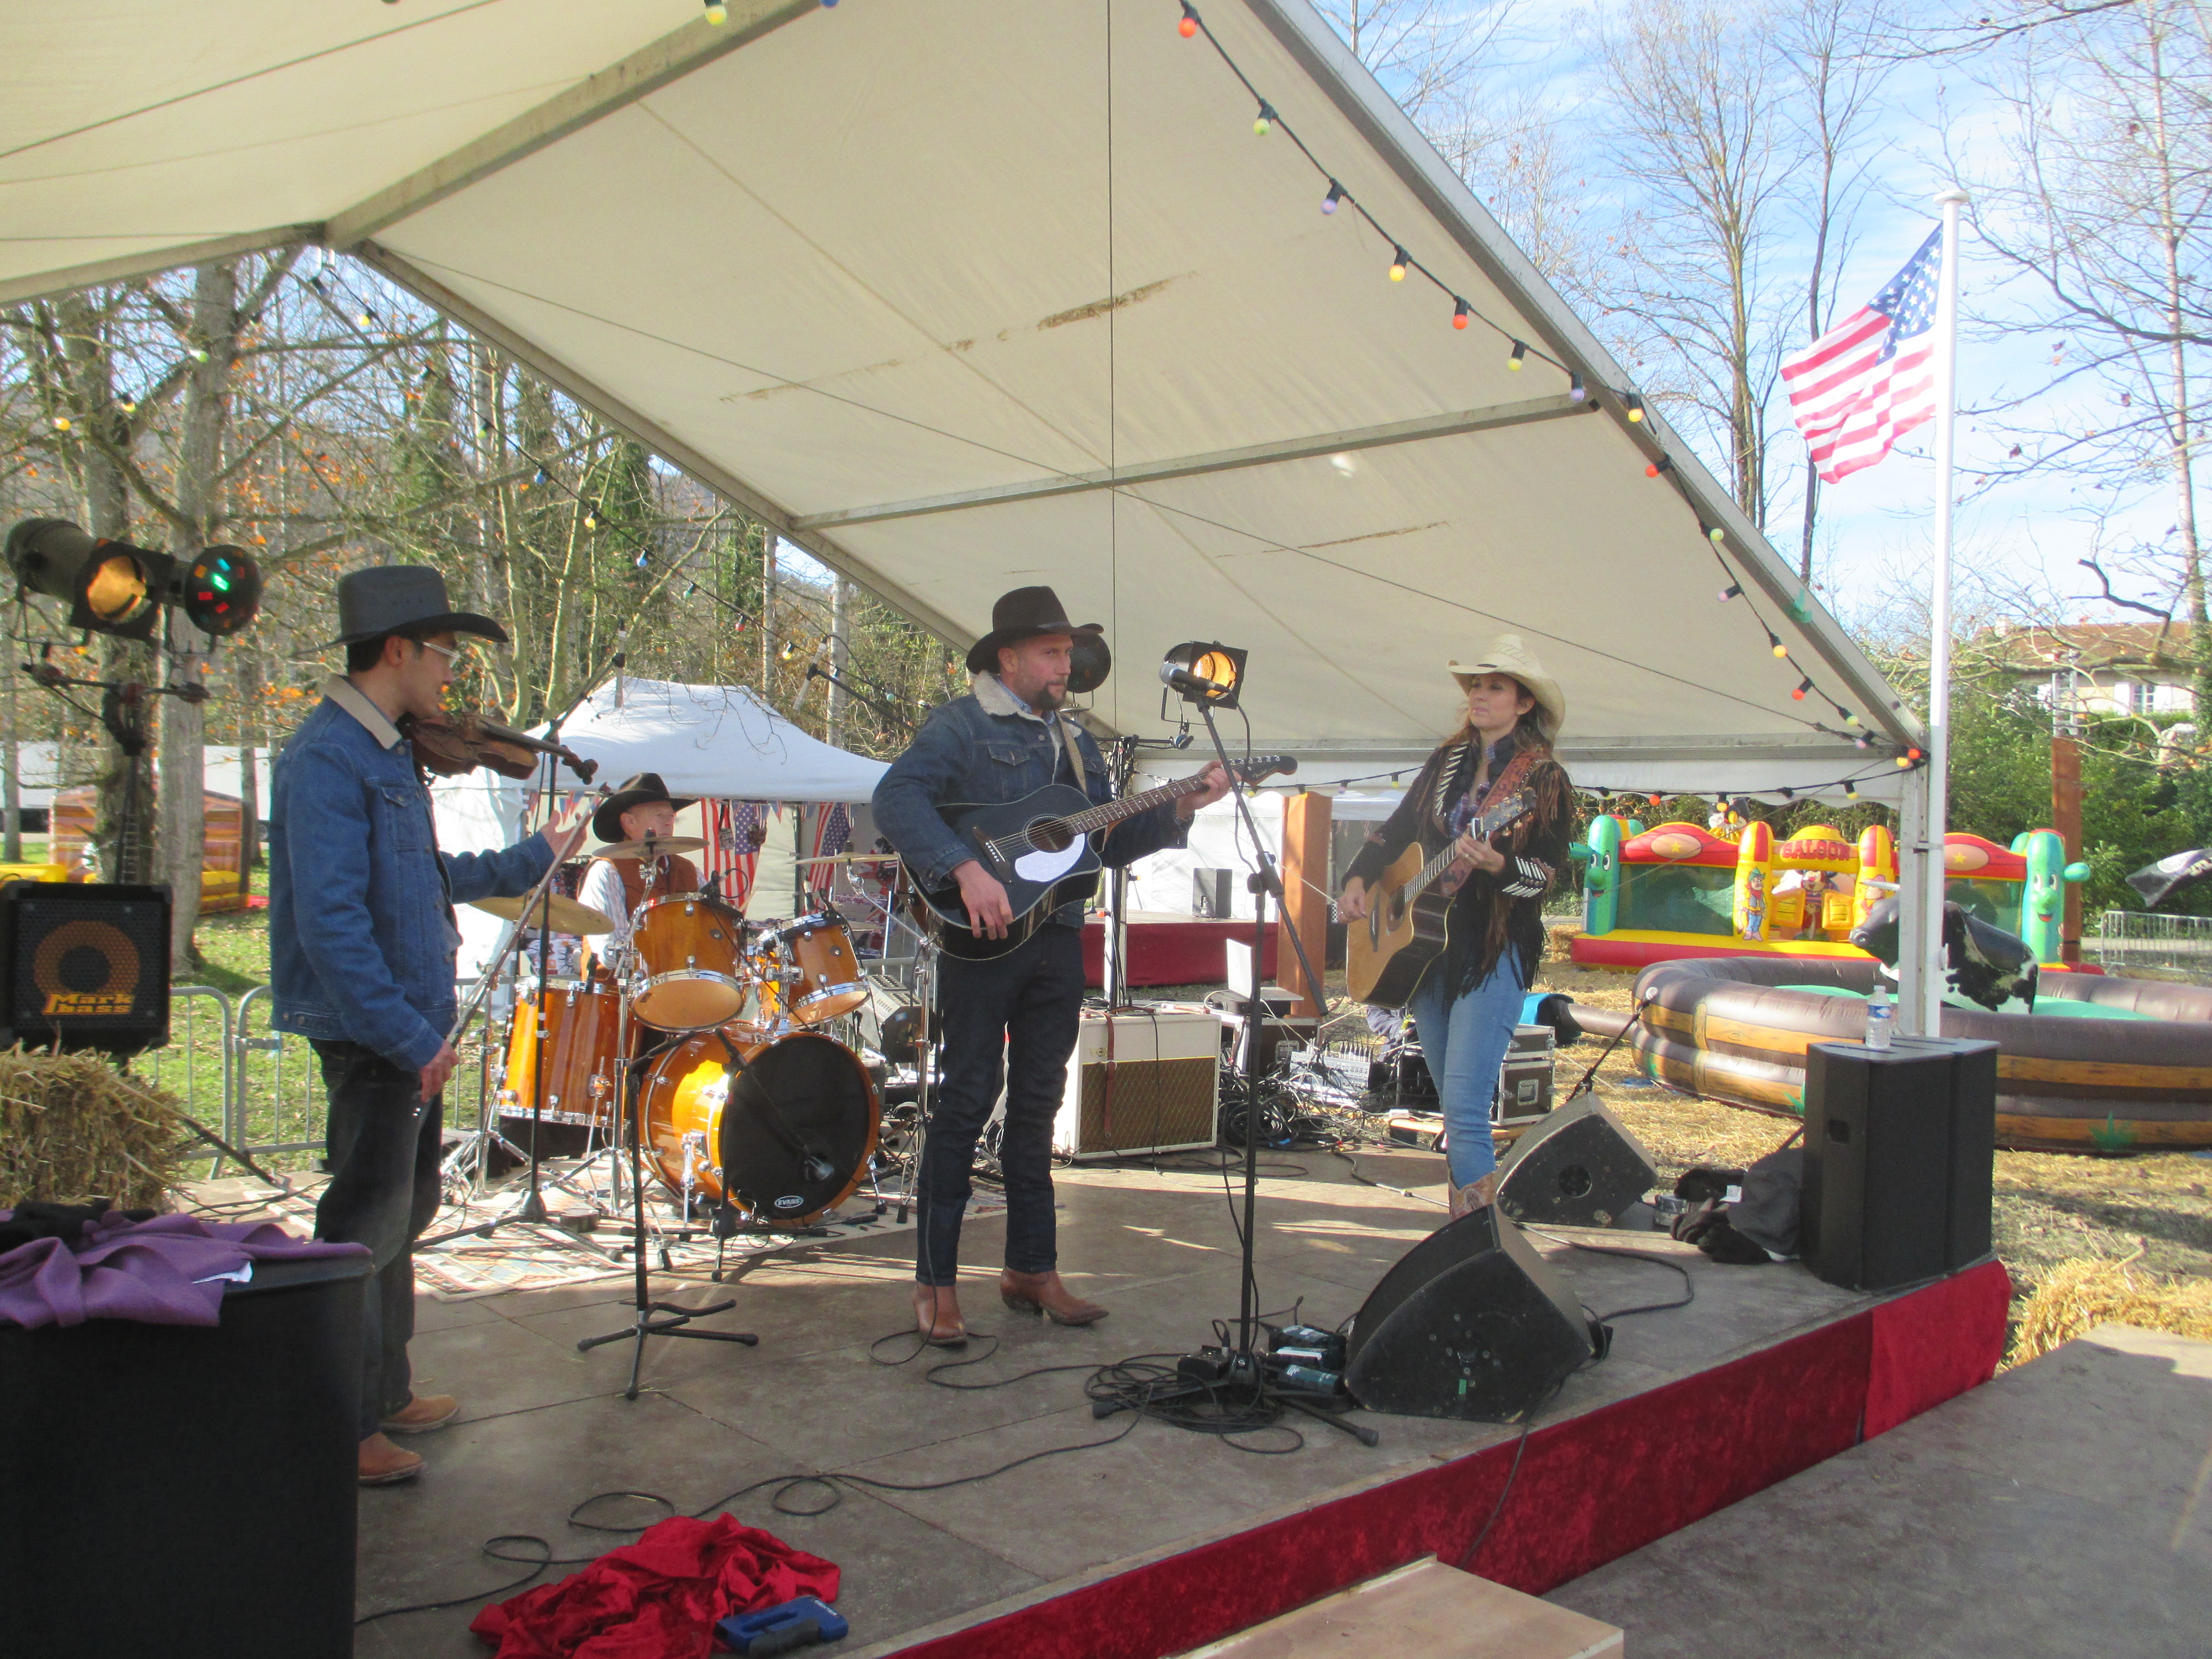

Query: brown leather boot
[999,1269,1107,1326]
[913,1282,968,1347]
[1446,1171,1502,1220]
[380,1393,459,1434]
[358,1432,424,1486]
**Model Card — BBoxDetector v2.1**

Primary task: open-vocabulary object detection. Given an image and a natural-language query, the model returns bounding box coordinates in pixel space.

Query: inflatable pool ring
[1631,955,2212,1152]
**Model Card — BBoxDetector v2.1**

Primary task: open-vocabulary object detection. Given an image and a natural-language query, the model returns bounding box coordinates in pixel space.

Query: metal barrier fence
[2089,909,2212,977]
[132,982,502,1181]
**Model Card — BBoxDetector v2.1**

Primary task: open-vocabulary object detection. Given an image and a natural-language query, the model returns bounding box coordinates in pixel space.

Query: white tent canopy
[3,0,1920,813]
[538,678,888,805]
[12,0,1956,1019]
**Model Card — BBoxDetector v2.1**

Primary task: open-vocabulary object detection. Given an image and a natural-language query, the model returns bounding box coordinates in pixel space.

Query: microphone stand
[1134,697,1376,1447]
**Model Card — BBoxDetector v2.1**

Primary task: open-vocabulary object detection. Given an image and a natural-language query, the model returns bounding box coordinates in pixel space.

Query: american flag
[812,803,852,860]
[705,800,767,908]
[1781,227,1943,484]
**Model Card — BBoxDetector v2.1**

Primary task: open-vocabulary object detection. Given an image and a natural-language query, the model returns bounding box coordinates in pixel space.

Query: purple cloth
[0,1209,370,1330]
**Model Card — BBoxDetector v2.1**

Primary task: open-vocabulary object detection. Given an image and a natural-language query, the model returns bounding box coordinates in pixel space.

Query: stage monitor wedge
[0,881,170,1056]
[1495,1093,1658,1228]
[1344,1206,1602,1422]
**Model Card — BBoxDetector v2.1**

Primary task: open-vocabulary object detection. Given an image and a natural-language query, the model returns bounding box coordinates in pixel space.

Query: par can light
[5,518,261,640]
[1160,641,1247,710]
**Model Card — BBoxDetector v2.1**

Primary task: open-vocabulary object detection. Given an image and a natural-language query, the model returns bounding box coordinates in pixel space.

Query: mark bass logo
[43,992,136,1017]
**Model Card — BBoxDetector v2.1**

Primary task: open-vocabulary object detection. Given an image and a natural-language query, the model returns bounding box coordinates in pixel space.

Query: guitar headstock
[1227,754,1298,788]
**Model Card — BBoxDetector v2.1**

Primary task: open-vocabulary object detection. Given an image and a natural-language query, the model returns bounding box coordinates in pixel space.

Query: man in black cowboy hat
[576,772,704,944]
[269,565,589,1487]
[874,586,1230,1345]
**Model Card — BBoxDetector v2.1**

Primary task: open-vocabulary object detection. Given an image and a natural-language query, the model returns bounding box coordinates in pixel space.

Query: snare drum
[639,1025,879,1222]
[770,913,869,1026]
[497,980,624,1129]
[628,894,746,1029]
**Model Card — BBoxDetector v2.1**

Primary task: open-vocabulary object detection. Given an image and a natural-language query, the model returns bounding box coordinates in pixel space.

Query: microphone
[1159,660,1233,697]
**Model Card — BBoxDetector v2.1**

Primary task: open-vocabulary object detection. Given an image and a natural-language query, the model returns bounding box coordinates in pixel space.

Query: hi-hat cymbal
[591,836,706,860]
[470,892,620,935]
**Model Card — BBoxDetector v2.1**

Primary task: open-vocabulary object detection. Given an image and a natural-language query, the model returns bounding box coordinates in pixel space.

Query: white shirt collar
[324,675,404,751]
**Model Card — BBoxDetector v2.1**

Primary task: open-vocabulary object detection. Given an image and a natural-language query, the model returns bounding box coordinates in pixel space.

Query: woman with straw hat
[1338,636,1576,1216]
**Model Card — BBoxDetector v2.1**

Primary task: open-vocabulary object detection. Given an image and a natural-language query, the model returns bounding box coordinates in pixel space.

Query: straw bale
[2008,1255,2212,1367]
[0,1048,192,1212]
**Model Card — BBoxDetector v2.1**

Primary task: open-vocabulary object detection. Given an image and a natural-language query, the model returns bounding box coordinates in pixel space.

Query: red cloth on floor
[470,1514,839,1659]
[1863,1256,2011,1438]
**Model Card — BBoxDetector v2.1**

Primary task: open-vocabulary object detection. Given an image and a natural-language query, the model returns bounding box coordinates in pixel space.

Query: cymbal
[470,892,620,935]
[591,836,706,860]
[796,851,901,865]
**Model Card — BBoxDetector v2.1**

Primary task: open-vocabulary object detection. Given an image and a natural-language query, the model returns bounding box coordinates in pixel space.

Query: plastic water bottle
[1865,984,1892,1051]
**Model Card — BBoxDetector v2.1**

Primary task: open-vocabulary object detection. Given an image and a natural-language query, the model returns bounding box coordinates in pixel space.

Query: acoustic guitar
[911,756,1297,961]
[1344,788,1534,1009]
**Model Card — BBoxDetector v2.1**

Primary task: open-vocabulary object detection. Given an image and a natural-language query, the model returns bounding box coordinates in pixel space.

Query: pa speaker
[1495,1093,1658,1228]
[0,882,170,1056]
[1803,1036,1996,1291]
[1344,1206,1602,1422]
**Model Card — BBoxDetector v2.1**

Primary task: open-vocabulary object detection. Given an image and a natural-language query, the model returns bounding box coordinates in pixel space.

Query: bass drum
[639,1027,879,1224]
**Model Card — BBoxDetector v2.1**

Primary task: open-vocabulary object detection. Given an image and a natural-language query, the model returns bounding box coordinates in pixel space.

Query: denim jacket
[268,679,554,1071]
[872,674,1190,926]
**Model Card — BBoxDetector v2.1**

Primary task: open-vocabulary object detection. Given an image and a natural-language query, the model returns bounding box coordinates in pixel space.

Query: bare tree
[1960,0,2212,712]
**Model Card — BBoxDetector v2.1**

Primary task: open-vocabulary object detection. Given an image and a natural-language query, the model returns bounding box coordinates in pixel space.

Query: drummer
[576,771,705,951]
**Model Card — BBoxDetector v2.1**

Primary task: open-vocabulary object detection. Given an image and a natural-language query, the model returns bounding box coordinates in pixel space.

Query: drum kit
[475,836,916,1232]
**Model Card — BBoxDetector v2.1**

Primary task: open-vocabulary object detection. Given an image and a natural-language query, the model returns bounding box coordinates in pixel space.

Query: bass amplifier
[1054,1009,1219,1159]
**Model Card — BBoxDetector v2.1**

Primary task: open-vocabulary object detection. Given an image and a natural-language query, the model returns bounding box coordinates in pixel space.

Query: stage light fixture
[5,518,262,641]
[1160,641,1247,710]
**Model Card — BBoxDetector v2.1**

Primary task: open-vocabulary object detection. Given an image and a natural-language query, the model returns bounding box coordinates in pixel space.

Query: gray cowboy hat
[592,772,697,846]
[964,585,1103,675]
[327,565,508,648]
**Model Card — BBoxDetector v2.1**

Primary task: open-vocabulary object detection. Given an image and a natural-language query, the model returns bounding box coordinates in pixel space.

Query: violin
[401,710,599,783]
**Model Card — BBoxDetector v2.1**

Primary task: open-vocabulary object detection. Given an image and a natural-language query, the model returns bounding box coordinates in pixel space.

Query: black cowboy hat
[326,565,508,648]
[592,772,697,845]
[963,585,1104,675]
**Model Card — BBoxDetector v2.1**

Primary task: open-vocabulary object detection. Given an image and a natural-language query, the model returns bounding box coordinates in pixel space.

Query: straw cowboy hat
[1445,634,1566,741]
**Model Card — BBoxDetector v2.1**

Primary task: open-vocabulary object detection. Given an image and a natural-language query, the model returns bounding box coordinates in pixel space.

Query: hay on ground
[2008,1256,2212,1367]
[0,1048,193,1212]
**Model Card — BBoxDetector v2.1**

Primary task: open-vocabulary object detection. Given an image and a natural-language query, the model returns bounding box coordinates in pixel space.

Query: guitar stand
[576,1037,757,1400]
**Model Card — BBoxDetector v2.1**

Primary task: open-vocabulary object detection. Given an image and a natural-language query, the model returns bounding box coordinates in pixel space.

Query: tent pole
[1896,760,1932,1036]
[1918,189,1969,1034]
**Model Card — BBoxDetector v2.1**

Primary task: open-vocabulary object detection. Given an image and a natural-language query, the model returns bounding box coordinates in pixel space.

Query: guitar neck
[1054,772,1212,839]
[1402,795,1526,906]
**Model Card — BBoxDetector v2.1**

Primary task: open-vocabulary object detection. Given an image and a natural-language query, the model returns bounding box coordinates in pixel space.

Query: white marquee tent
[2,0,1944,1016]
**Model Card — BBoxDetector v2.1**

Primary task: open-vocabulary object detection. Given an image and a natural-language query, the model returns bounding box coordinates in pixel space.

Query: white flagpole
[1919,188,1969,1034]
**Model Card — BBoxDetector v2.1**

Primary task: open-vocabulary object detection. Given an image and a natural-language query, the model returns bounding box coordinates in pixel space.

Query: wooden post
[2052,734,2083,962]
[1278,790,1333,1017]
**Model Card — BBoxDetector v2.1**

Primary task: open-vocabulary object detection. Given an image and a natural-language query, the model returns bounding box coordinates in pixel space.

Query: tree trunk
[828,575,850,746]
[158,258,240,971]
[57,294,155,885]
[235,648,263,873]
[2,666,19,864]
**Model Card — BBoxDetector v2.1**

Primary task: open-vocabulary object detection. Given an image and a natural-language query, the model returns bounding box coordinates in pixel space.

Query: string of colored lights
[1227,758,1912,802]
[1169,1,1905,754]
[1174,2,1570,378]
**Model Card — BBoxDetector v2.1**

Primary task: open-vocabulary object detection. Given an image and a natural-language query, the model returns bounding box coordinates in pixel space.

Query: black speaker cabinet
[0,880,171,1055]
[1344,1206,1599,1421]
[0,1253,370,1659]
[1494,1093,1658,1228]
[1803,1036,1997,1292]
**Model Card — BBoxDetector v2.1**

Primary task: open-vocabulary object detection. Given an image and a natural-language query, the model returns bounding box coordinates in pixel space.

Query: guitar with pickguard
[912,756,1298,960]
[1344,787,1535,1009]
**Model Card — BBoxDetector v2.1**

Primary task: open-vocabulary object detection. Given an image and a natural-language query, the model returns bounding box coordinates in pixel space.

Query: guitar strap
[1446,743,1543,843]
[1050,712,1091,791]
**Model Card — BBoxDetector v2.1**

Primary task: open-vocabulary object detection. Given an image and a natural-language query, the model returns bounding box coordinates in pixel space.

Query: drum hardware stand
[577,1029,757,1400]
[1123,692,1377,1448]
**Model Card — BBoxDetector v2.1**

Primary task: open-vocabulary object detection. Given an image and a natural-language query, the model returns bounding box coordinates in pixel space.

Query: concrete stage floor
[352,1144,1873,1657]
[1551,1321,2212,1658]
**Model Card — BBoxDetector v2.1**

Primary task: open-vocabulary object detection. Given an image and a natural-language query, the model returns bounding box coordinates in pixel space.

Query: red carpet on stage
[894,1259,2012,1659]
[1080,917,1276,988]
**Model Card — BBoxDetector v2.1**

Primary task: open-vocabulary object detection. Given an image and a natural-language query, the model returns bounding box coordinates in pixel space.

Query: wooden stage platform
[351,1143,2005,1658]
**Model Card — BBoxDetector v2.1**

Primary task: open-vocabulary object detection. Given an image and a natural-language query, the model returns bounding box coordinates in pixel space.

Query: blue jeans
[1408,955,1529,1187]
[915,924,1085,1287]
